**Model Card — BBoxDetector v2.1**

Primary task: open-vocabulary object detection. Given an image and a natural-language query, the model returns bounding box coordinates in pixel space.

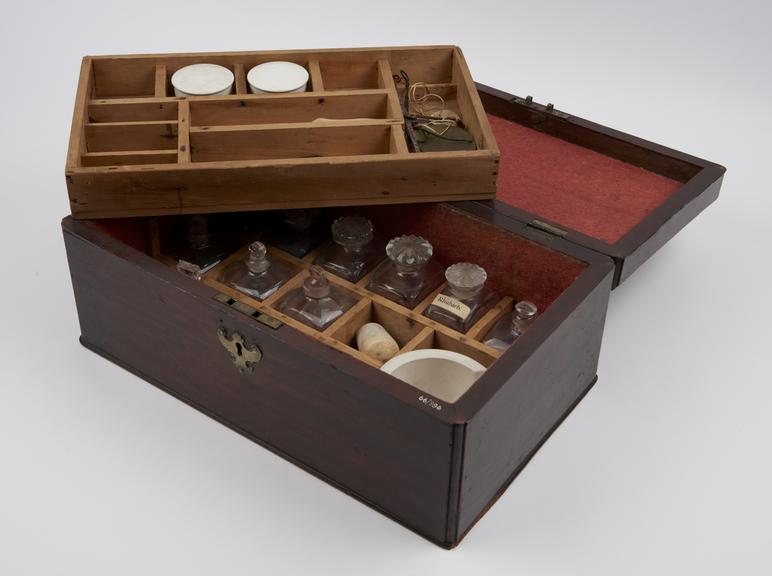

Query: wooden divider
[177,100,191,163]
[307,59,324,91]
[154,64,167,97]
[233,63,247,95]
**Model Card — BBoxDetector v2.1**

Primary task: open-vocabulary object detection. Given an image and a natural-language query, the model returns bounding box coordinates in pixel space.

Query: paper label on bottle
[431,294,471,320]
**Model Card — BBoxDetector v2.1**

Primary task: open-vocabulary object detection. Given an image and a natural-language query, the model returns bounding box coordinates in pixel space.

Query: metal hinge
[527,219,568,237]
[512,95,571,119]
[213,292,284,330]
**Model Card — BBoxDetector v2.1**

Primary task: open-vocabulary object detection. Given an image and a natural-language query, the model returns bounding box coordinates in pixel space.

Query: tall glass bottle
[176,215,231,280]
[263,208,327,258]
[483,301,538,352]
[313,216,382,282]
[220,241,294,301]
[367,235,444,309]
[278,265,357,330]
[424,263,498,333]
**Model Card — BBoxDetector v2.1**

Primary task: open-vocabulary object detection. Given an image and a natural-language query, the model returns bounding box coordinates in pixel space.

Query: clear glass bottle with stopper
[263,208,327,258]
[424,263,499,333]
[220,241,294,301]
[367,235,444,309]
[176,215,231,280]
[483,301,539,352]
[313,216,382,282]
[278,265,357,331]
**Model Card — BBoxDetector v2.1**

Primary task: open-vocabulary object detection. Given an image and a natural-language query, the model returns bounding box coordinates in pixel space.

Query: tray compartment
[87,101,179,123]
[91,58,156,98]
[189,92,391,126]
[84,121,179,152]
[190,122,393,162]
[81,150,178,167]
[326,300,431,367]
[320,60,380,90]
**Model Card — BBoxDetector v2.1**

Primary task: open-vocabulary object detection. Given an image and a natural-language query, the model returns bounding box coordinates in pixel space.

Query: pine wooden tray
[65,46,499,219]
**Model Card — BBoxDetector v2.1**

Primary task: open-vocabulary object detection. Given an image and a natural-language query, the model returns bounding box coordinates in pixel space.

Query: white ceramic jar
[247,61,309,94]
[380,349,486,404]
[171,64,234,97]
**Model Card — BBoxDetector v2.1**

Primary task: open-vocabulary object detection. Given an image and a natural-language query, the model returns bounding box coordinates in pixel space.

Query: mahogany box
[62,48,724,548]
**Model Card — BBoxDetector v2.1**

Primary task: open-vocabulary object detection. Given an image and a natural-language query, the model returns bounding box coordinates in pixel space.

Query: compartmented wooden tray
[157,216,517,375]
[66,47,499,219]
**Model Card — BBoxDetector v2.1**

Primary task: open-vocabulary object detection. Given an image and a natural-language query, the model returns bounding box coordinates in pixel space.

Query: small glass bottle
[367,235,444,309]
[263,208,327,258]
[424,263,499,333]
[483,301,539,352]
[176,215,231,280]
[220,241,294,301]
[313,216,382,282]
[278,265,357,331]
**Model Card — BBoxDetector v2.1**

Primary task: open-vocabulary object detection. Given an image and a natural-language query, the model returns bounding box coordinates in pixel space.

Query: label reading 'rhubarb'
[431,294,471,320]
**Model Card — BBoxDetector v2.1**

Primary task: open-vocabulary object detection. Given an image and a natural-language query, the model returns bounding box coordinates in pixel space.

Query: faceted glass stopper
[176,260,203,280]
[188,215,211,249]
[445,262,487,299]
[386,235,433,274]
[245,241,271,274]
[282,208,320,230]
[332,216,374,253]
[303,265,332,299]
[513,301,538,333]
[514,300,538,320]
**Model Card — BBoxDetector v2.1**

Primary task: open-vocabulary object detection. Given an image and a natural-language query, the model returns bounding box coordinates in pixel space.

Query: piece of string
[407,82,460,136]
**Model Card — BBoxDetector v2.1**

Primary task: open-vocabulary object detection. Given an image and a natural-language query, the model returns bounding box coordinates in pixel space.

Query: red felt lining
[489,114,682,244]
[97,205,587,315]
[93,218,147,252]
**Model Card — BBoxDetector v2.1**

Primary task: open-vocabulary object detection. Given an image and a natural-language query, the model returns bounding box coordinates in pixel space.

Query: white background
[1,1,770,574]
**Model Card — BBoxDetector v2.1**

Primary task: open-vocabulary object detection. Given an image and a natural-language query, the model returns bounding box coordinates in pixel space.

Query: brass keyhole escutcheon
[217,328,262,374]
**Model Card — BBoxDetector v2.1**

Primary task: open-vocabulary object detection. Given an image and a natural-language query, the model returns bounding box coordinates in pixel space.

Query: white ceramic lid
[171,63,234,96]
[247,61,309,93]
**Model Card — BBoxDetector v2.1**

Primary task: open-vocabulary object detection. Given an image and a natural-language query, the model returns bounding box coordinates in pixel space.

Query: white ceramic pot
[247,61,309,94]
[171,63,234,97]
[380,349,486,404]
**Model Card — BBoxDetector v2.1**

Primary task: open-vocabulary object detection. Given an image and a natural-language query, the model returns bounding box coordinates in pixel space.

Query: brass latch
[213,292,283,329]
[527,219,568,237]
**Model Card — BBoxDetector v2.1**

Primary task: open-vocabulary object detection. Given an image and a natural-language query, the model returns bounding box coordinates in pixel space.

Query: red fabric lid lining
[489,114,682,244]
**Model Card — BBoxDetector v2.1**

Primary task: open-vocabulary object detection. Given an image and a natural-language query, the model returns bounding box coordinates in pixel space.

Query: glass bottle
[278,265,357,331]
[424,263,499,333]
[220,241,294,301]
[263,208,327,258]
[483,301,539,352]
[176,215,231,280]
[313,216,382,282]
[367,235,444,309]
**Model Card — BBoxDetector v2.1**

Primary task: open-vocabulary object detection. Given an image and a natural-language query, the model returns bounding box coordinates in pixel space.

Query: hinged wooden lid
[475,84,725,288]
[65,46,499,219]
